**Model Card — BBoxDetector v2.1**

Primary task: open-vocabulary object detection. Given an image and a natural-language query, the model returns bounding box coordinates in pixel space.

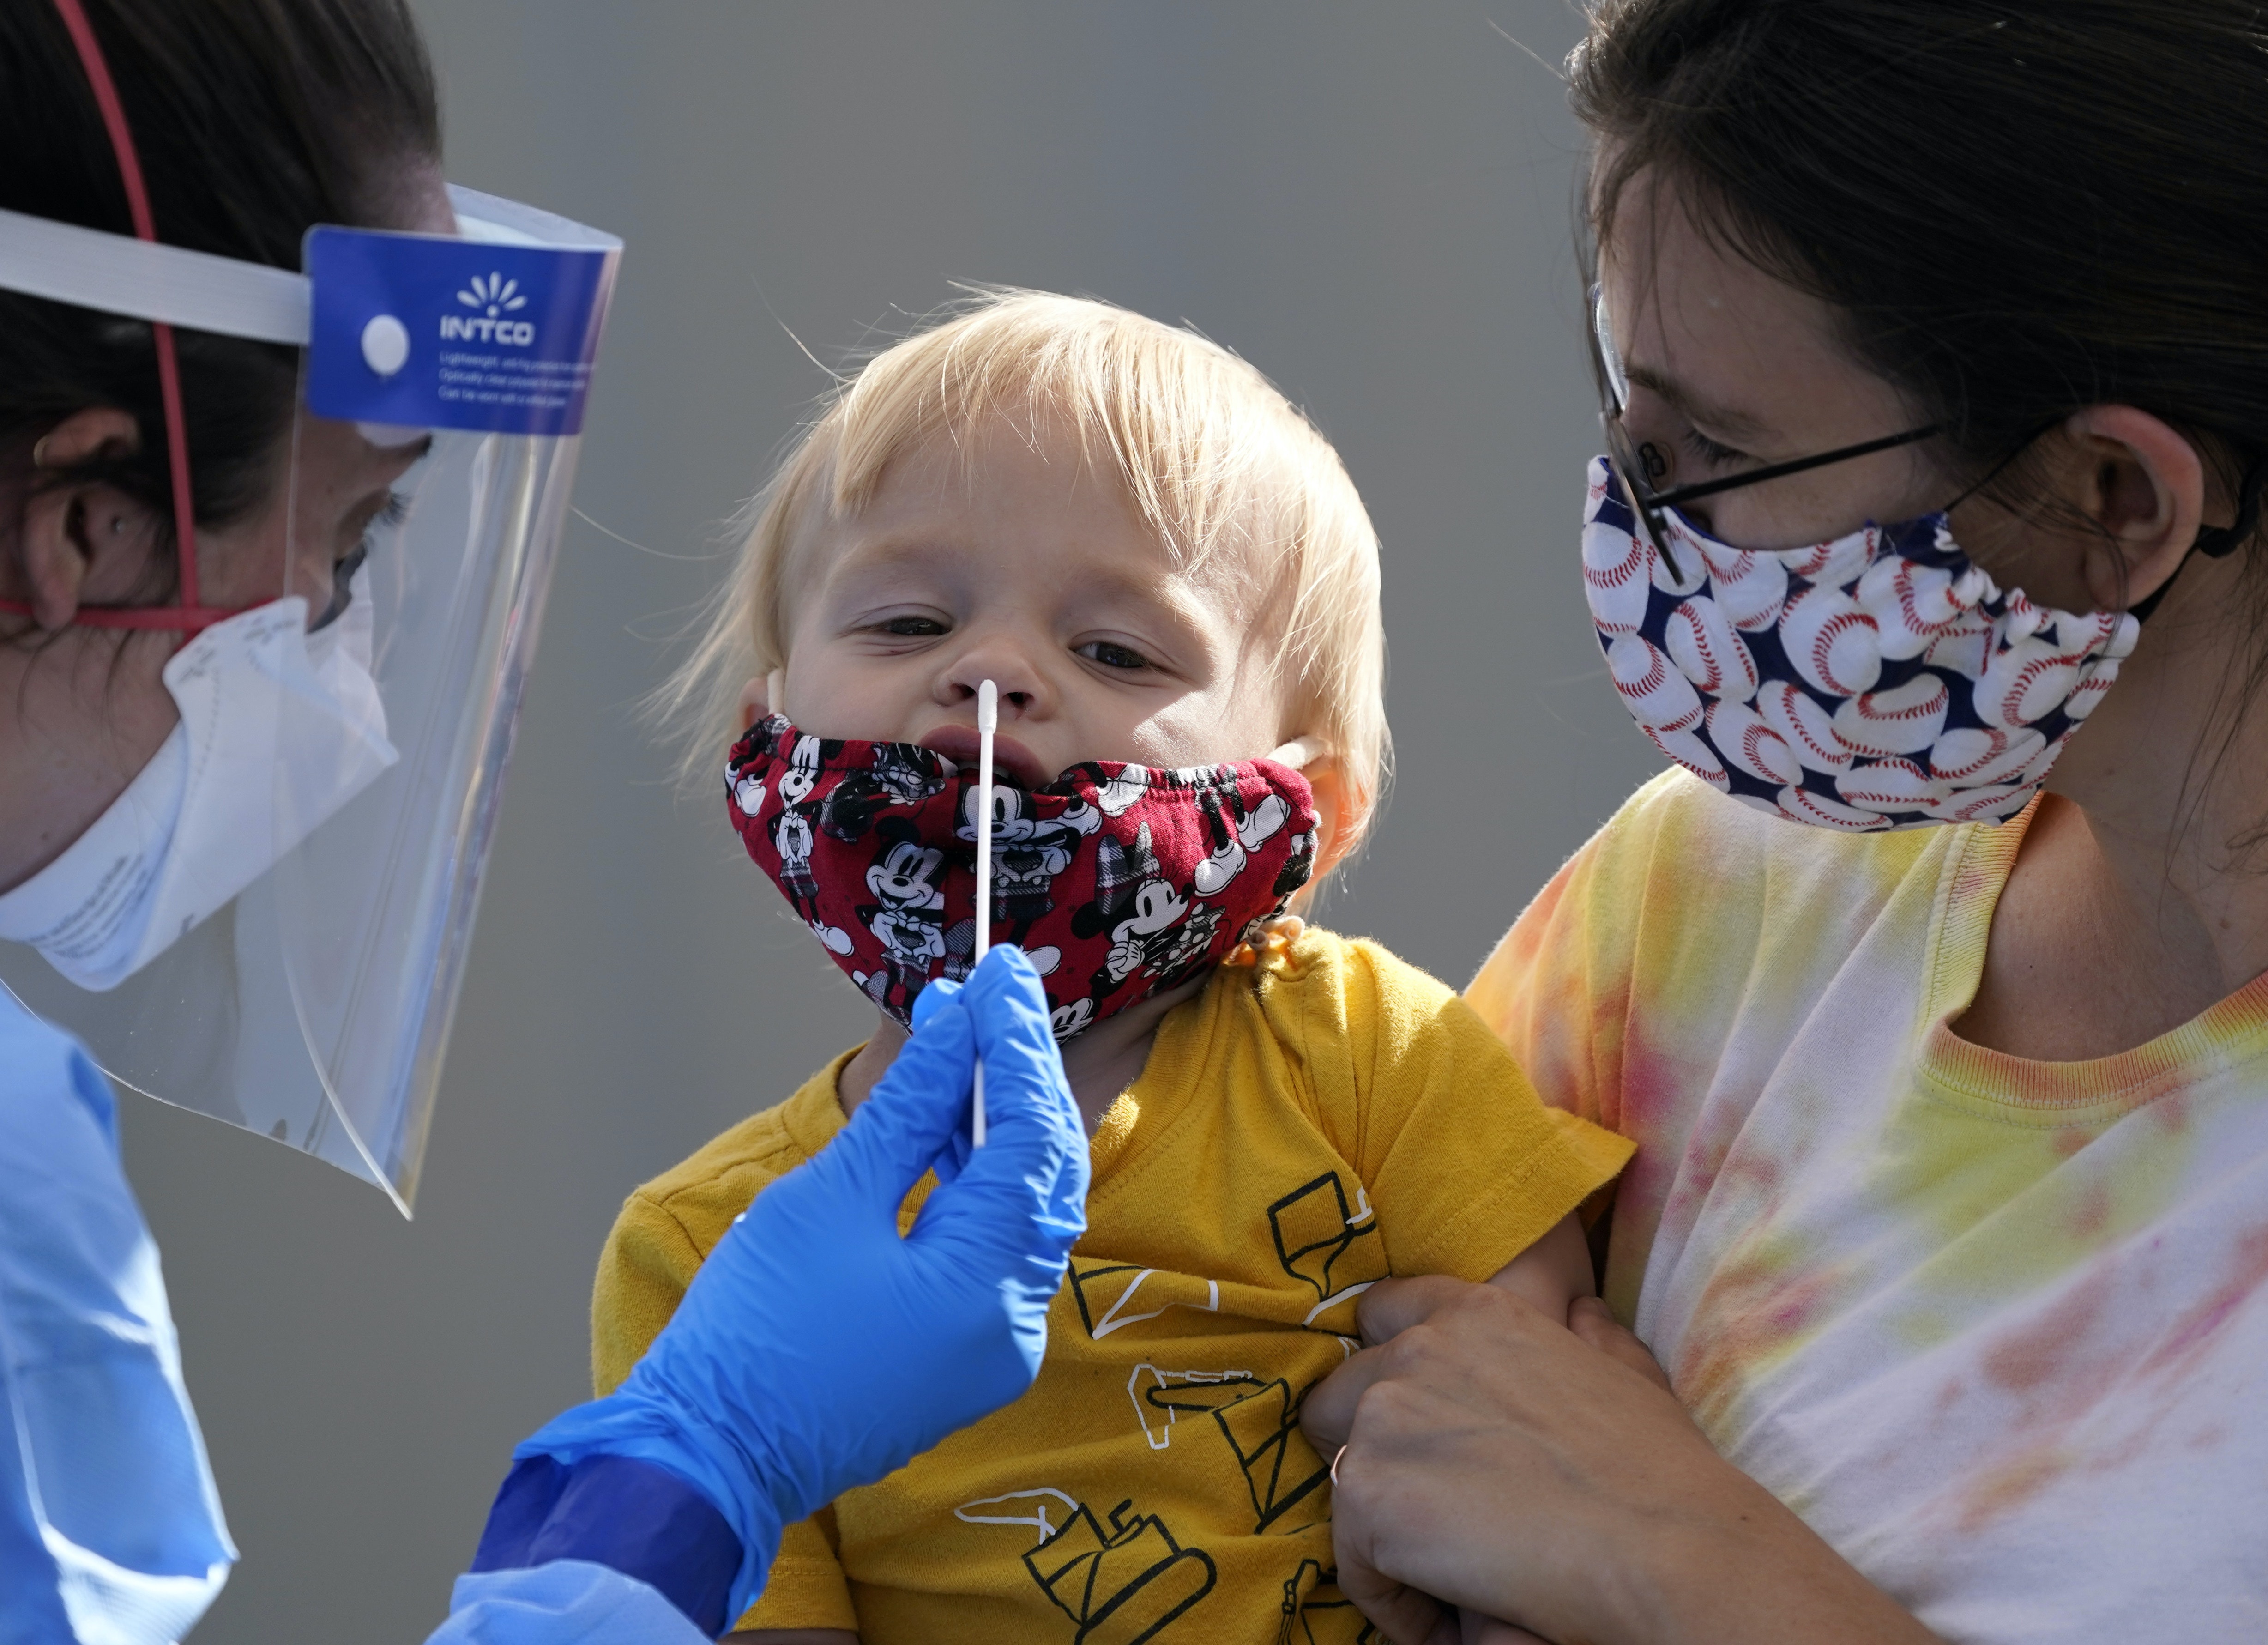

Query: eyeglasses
[1589,285,1941,556]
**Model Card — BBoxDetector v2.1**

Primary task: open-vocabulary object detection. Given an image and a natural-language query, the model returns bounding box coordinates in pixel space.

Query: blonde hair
[664,288,1389,853]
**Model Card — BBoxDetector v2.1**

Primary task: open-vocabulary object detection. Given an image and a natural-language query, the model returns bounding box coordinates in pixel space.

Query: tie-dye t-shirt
[1469,771,2268,1643]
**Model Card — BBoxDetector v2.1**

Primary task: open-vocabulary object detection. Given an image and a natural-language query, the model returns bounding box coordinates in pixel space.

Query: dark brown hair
[0,0,439,616]
[1573,0,2268,842]
[1571,0,2268,522]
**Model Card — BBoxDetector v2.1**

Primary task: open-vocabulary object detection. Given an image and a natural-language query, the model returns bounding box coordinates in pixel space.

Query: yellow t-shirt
[591,927,1631,1642]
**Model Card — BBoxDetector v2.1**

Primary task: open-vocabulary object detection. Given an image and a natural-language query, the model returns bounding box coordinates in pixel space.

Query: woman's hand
[1302,1278,1941,1645]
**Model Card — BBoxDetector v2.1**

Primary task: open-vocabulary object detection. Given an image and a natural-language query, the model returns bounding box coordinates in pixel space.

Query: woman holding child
[1308,1,2268,1640]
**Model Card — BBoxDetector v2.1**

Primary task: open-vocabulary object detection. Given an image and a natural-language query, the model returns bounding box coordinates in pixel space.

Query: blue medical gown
[0,994,715,1645]
[0,988,233,1642]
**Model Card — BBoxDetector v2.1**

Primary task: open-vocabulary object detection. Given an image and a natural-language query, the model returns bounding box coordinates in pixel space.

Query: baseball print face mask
[724,714,1318,1038]
[1581,455,2139,830]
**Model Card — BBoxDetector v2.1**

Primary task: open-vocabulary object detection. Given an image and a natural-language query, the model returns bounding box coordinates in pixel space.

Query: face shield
[0,187,620,1214]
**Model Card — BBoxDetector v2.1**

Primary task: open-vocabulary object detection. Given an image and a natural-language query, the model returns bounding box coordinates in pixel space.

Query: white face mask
[0,573,398,991]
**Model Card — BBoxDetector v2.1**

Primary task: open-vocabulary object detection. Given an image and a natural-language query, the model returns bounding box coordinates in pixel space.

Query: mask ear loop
[10,0,242,635]
[2124,454,2266,624]
[2188,454,2266,561]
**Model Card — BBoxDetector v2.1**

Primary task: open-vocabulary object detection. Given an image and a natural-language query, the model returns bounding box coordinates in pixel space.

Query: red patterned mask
[725,714,1318,1039]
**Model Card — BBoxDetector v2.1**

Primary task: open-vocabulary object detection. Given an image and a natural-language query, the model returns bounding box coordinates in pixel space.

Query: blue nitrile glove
[500,946,1088,1624]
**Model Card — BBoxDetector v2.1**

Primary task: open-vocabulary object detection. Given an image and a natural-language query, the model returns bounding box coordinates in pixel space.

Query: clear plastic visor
[0,189,619,1212]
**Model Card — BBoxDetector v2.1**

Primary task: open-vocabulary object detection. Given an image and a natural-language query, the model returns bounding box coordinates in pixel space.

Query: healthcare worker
[0,4,1089,1642]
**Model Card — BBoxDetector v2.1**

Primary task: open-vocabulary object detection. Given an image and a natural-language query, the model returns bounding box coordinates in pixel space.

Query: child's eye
[1681,428,1750,468]
[869,615,949,637]
[1077,640,1152,671]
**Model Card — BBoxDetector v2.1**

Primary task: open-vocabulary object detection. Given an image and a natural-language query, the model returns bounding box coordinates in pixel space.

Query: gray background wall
[120,5,1656,1639]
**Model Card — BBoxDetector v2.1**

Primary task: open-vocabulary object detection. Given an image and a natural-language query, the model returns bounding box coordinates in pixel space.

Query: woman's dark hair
[0,0,439,613]
[1571,0,2268,532]
[1573,0,2268,843]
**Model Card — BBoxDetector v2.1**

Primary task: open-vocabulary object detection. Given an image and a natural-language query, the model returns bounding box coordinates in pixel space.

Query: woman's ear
[14,408,148,631]
[2063,405,2209,612]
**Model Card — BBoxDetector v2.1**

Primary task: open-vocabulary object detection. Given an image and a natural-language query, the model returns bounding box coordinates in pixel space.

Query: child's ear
[1264,737,1356,882]
[1300,756,1356,880]
[738,670,790,732]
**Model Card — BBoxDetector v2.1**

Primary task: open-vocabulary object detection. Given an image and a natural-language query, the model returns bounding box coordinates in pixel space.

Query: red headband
[0,0,247,633]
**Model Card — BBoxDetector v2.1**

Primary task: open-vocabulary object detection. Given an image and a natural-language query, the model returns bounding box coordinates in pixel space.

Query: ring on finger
[1330,1444,1348,1485]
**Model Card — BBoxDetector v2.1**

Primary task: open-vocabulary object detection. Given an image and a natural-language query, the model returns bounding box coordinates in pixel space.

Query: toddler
[594,292,1631,1643]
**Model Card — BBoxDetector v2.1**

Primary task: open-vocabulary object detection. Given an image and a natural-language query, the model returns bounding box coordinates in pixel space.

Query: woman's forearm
[1308,1281,1943,1645]
[1611,1485,1941,1645]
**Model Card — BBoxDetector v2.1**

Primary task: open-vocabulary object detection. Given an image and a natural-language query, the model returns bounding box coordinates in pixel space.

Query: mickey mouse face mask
[725,715,1318,1038]
[1581,456,2140,829]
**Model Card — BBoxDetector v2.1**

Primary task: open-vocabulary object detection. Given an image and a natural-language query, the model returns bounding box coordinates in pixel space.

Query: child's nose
[939,644,1049,717]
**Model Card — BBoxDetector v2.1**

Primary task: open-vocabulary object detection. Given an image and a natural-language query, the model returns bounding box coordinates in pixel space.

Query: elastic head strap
[0,0,245,635]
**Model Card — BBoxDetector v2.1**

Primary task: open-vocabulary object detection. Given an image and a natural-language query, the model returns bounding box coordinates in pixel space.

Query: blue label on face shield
[302,225,617,435]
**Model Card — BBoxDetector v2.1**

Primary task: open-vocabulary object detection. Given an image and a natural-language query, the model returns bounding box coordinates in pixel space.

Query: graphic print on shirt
[1127,1366,1257,1450]
[1071,1262,1224,1339]
[956,1486,1087,1541]
[989,1492,1219,1643]
[1140,1373,1332,1535]
[1270,1173,1388,1330]
[1279,1560,1384,1645]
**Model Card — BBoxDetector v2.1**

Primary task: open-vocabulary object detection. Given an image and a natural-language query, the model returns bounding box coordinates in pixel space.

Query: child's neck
[836,972,1209,1136]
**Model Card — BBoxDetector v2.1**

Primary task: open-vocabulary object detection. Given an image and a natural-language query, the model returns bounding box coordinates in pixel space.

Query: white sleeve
[428,1560,713,1645]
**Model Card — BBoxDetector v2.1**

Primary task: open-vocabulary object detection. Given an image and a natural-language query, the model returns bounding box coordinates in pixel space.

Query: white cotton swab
[971,679,997,1148]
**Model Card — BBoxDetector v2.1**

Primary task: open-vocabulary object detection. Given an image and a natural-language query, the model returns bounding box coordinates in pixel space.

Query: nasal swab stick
[971,679,996,1148]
